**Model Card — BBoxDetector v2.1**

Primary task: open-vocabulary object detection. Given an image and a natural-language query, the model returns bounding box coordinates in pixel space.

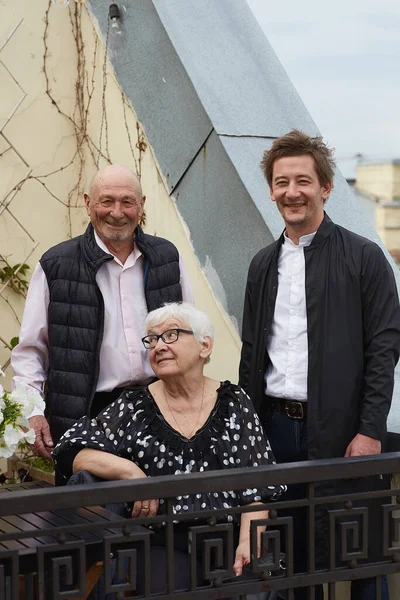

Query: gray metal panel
[336,185,376,230]
[88,0,213,191]
[351,189,376,230]
[219,136,284,238]
[153,0,318,137]
[174,130,273,327]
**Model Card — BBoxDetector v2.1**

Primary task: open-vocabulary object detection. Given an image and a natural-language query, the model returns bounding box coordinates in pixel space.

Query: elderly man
[239,130,400,600]
[12,165,193,470]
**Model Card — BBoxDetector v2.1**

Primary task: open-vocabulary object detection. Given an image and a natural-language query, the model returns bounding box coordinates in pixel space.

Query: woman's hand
[72,449,160,516]
[234,503,269,576]
[131,497,159,518]
[124,465,159,517]
[233,539,251,576]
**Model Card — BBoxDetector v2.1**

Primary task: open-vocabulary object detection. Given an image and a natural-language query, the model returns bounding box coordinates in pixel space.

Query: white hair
[144,302,214,344]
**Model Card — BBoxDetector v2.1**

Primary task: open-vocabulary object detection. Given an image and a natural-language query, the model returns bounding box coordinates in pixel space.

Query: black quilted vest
[40,224,182,442]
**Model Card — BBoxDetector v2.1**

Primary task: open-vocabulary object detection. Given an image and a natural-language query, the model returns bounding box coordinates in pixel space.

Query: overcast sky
[246,0,400,177]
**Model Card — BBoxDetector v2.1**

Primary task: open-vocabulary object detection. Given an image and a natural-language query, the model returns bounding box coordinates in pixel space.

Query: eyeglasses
[141,328,194,349]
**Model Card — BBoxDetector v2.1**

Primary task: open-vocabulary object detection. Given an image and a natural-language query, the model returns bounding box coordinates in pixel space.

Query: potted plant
[5,446,55,485]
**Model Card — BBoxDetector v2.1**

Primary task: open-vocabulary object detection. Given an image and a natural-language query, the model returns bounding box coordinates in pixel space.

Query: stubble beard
[284,214,308,228]
[103,229,132,241]
[281,206,308,229]
[101,217,134,241]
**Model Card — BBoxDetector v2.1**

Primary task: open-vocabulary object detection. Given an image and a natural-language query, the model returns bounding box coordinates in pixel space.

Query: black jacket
[239,214,400,460]
[40,223,183,442]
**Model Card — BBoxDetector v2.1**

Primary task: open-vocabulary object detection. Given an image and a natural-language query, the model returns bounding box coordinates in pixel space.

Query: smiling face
[147,318,212,380]
[270,155,332,239]
[84,166,145,249]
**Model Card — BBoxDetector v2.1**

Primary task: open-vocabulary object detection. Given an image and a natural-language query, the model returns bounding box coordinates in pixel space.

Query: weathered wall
[357,162,400,202]
[356,162,400,254]
[376,204,400,253]
[0,0,240,391]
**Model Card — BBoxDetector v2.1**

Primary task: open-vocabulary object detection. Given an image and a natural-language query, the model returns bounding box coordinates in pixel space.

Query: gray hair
[144,302,214,344]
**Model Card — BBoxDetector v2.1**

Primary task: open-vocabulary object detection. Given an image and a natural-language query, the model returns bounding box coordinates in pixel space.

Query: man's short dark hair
[260,130,336,187]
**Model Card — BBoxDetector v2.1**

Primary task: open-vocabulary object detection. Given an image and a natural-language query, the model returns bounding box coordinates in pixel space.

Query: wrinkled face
[84,171,145,245]
[147,319,210,379]
[270,155,332,235]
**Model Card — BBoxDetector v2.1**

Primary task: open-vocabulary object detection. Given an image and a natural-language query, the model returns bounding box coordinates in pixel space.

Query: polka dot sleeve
[53,394,138,478]
[231,387,286,503]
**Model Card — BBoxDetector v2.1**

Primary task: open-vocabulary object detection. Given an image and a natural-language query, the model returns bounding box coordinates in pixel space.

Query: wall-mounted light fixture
[109,2,122,35]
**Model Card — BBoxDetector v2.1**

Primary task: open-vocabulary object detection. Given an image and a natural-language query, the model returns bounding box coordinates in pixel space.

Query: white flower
[8,384,26,403]
[16,415,30,429]
[0,381,44,456]
[32,390,45,413]
[0,431,17,457]
[25,428,36,445]
[3,423,25,447]
[9,385,45,417]
[0,367,5,377]
[9,385,33,415]
[0,443,16,458]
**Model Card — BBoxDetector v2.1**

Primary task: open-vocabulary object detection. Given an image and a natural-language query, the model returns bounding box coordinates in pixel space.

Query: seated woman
[53,302,285,592]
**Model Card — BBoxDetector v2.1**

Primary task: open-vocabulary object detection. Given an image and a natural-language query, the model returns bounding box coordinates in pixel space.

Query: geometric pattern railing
[1,453,400,600]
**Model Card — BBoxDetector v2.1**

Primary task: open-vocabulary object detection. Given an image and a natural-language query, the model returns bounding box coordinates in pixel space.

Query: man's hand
[344,433,381,457]
[29,416,54,461]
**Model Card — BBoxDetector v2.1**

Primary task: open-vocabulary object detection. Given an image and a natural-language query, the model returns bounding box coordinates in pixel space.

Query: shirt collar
[93,230,142,265]
[283,231,317,248]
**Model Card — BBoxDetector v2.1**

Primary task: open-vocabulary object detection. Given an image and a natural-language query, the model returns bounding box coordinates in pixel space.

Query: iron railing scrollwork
[1,453,400,599]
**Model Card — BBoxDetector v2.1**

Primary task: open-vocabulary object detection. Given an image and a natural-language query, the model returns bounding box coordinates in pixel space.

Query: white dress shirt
[265,231,316,401]
[12,231,194,416]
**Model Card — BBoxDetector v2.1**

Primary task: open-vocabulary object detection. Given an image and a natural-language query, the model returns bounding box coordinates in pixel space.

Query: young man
[239,130,400,600]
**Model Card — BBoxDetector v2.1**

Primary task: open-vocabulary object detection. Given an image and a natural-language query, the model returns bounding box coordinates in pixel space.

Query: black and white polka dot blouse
[53,381,285,516]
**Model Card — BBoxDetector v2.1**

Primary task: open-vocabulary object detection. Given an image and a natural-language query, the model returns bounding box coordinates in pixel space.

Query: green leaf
[10,337,19,349]
[19,264,30,276]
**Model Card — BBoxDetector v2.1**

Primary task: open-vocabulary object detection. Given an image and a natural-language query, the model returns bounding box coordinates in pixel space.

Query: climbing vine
[0,257,30,361]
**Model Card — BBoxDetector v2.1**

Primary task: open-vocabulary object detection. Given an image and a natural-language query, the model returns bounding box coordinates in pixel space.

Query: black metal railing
[1,453,400,599]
